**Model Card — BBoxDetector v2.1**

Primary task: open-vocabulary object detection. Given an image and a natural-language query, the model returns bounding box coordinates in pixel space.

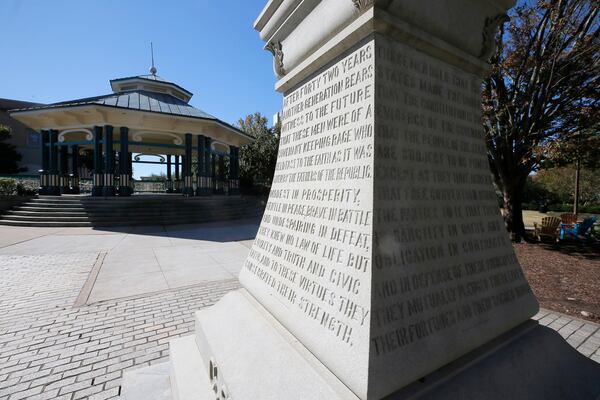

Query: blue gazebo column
[196,135,209,196]
[47,129,60,196]
[39,130,49,195]
[103,125,116,196]
[92,126,104,197]
[118,127,131,196]
[128,152,134,194]
[71,145,80,194]
[174,155,181,193]
[166,155,173,193]
[205,137,212,195]
[217,154,226,194]
[211,153,216,193]
[229,146,240,195]
[59,145,69,194]
[182,133,194,196]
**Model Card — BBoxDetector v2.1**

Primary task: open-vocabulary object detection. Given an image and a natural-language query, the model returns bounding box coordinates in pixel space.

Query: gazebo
[10,71,253,196]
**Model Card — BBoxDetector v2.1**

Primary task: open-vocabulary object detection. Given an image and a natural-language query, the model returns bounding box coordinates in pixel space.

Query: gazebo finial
[150,42,157,76]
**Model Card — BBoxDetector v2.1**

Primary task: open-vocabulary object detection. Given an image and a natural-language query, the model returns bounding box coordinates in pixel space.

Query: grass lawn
[522,210,599,228]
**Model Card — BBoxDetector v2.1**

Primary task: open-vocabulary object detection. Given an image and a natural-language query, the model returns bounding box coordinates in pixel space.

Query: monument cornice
[257,0,515,93]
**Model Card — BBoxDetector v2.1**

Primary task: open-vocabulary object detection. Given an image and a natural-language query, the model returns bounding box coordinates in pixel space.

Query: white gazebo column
[91,126,104,197]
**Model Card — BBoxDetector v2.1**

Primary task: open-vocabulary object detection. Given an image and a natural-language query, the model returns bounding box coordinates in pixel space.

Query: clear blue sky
[0,0,281,177]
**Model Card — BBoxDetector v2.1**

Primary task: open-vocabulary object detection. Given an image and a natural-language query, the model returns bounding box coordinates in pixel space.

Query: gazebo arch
[58,128,93,142]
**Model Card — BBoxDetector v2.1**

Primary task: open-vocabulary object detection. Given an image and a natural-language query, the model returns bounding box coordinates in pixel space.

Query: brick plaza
[0,226,599,400]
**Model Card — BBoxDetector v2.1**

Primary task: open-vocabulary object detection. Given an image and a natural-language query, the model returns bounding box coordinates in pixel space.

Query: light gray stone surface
[168,336,213,400]
[0,228,598,399]
[0,220,257,400]
[391,323,600,400]
[0,219,258,303]
[239,38,377,397]
[0,249,239,400]
[194,289,359,400]
[239,15,537,400]
[121,362,172,400]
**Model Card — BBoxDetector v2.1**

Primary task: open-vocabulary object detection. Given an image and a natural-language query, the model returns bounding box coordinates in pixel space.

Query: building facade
[0,98,44,174]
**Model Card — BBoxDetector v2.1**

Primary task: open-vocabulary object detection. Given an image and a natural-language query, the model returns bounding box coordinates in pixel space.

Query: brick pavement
[0,253,239,400]
[0,252,599,399]
[534,309,600,363]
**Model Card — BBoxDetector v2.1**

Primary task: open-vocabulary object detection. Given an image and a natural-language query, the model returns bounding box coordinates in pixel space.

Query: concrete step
[0,211,263,226]
[19,203,86,209]
[1,215,91,222]
[17,200,259,208]
[168,335,213,400]
[0,220,92,227]
[6,208,261,218]
[0,195,265,227]
[121,362,172,400]
[6,210,89,216]
[30,199,84,204]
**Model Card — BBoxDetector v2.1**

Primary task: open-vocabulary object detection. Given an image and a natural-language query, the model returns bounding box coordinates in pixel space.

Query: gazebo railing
[133,180,168,193]
[0,175,239,196]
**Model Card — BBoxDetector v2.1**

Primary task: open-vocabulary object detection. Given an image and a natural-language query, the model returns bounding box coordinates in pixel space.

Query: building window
[27,130,40,148]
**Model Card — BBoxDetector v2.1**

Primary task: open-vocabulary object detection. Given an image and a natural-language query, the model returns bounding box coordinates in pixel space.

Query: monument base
[391,322,600,400]
[122,290,600,400]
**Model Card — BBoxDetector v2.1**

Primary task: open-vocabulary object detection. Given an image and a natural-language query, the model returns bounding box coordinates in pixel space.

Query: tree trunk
[502,185,526,242]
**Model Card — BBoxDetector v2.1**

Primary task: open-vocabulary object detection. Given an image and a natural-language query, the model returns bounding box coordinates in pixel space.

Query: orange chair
[560,213,578,225]
[533,216,561,242]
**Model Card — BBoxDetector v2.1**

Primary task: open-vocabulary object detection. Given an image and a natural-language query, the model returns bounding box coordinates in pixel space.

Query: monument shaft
[240,15,538,397]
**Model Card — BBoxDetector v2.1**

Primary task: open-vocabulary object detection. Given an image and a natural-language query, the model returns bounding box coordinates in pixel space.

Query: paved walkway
[0,223,598,399]
[0,220,258,303]
[534,310,600,362]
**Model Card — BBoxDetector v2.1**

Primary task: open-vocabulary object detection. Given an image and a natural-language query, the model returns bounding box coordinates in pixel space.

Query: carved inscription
[370,35,537,362]
[239,35,537,398]
[240,41,375,351]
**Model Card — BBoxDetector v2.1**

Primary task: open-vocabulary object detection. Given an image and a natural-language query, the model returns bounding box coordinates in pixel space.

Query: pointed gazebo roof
[9,73,253,146]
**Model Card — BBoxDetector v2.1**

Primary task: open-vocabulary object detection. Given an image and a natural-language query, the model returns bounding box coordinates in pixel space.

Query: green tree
[482,0,599,241]
[0,125,26,173]
[535,166,600,206]
[238,112,280,194]
[542,121,600,213]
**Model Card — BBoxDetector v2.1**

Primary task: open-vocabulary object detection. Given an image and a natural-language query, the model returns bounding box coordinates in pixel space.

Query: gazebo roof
[109,74,194,102]
[13,90,216,120]
[9,73,254,145]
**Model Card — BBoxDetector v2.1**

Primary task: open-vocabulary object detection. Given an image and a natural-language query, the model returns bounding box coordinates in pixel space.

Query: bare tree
[482,0,599,241]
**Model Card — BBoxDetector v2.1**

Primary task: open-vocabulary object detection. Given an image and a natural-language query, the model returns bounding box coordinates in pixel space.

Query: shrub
[0,178,17,195]
[522,202,539,211]
[16,180,38,196]
[546,203,600,214]
[581,205,600,214]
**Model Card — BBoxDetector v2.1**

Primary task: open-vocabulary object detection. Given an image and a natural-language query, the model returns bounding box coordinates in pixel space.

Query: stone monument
[122,1,600,399]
